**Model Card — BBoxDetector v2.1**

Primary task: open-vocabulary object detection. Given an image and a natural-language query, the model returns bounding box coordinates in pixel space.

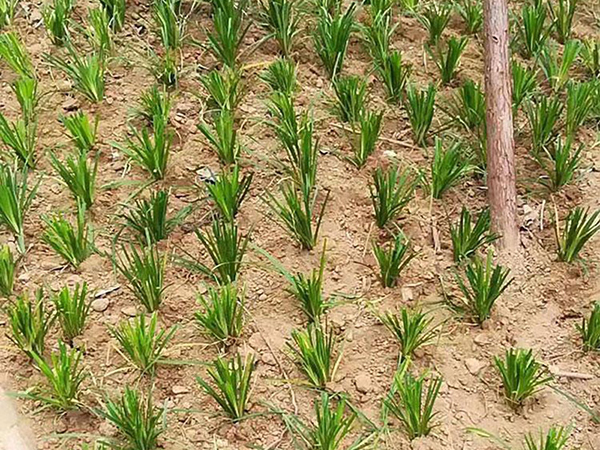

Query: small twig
[94,285,121,298]
[552,370,594,380]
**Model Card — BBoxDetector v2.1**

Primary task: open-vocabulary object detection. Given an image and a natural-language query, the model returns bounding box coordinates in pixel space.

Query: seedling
[450,207,498,261]
[50,149,99,208]
[494,348,552,407]
[41,0,74,46]
[386,363,442,439]
[418,2,452,46]
[0,0,19,28]
[154,0,185,50]
[206,165,252,222]
[362,6,395,65]
[556,207,600,263]
[375,50,411,105]
[110,312,176,374]
[429,36,468,85]
[516,1,552,59]
[525,96,563,155]
[193,217,249,283]
[577,302,600,351]
[198,109,240,164]
[349,110,383,168]
[29,341,86,410]
[136,85,172,125]
[208,0,249,67]
[201,68,242,114]
[547,0,578,43]
[197,353,254,421]
[430,138,471,199]
[331,75,367,124]
[403,83,436,147]
[373,232,415,288]
[52,282,91,344]
[11,76,39,124]
[100,387,166,450]
[195,283,244,342]
[85,8,113,56]
[538,40,580,92]
[536,136,582,192]
[0,245,15,297]
[259,0,299,57]
[288,322,339,388]
[0,164,40,253]
[381,308,438,357]
[59,111,98,153]
[114,244,167,312]
[149,48,179,88]
[259,58,297,96]
[454,251,512,324]
[99,0,125,31]
[446,79,485,133]
[0,113,37,168]
[0,32,35,78]
[512,61,538,114]
[456,0,482,34]
[313,4,356,79]
[121,189,191,245]
[565,81,596,137]
[42,202,94,269]
[370,165,416,229]
[580,39,600,77]
[6,289,54,357]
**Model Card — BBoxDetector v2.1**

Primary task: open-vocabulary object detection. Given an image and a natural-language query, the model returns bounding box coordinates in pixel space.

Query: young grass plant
[0,32,35,78]
[0,113,37,168]
[100,387,165,450]
[259,58,297,96]
[429,36,468,85]
[577,302,600,351]
[456,0,482,34]
[494,348,552,407]
[136,85,172,125]
[403,83,436,147]
[50,149,98,209]
[524,426,570,450]
[60,111,98,153]
[201,68,242,114]
[450,207,498,261]
[288,322,339,388]
[0,245,15,297]
[154,0,185,50]
[193,217,249,283]
[565,81,596,137]
[430,138,471,199]
[370,165,416,229]
[313,4,356,79]
[381,308,438,358]
[547,0,578,43]
[373,232,415,288]
[206,165,252,222]
[110,312,176,374]
[148,48,179,88]
[42,202,94,269]
[525,96,563,155]
[198,109,241,165]
[45,46,105,102]
[555,207,600,263]
[99,0,125,31]
[195,283,244,342]
[362,6,395,65]
[52,282,91,344]
[516,1,552,59]
[580,39,600,77]
[512,61,538,114]
[11,76,39,125]
[197,353,254,421]
[331,75,367,124]
[349,110,383,168]
[208,0,249,68]
[6,289,54,357]
[376,50,412,105]
[85,7,113,56]
[446,79,485,133]
[114,244,167,312]
[538,40,580,92]
[0,164,40,253]
[454,251,513,324]
[386,363,442,440]
[418,2,452,46]
[259,0,299,57]
[29,341,86,410]
[121,189,191,245]
[41,0,74,46]
[0,0,19,28]
[536,136,582,192]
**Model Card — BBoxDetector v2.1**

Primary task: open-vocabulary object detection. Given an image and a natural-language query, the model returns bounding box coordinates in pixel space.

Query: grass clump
[348,110,383,168]
[370,165,416,229]
[525,96,563,154]
[446,79,485,133]
[136,85,172,125]
[11,76,39,124]
[154,0,185,50]
[206,165,252,222]
[0,0,19,28]
[538,40,580,92]
[52,282,91,344]
[110,312,176,375]
[456,0,482,34]
[195,283,244,343]
[6,289,54,357]
[429,36,468,85]
[259,58,297,96]
[198,109,241,165]
[208,0,249,68]
[580,39,600,77]
[259,0,299,57]
[418,2,452,46]
[450,207,498,262]
[516,1,552,59]
[85,7,113,56]
[41,0,74,46]
[202,68,242,114]
[494,348,552,407]
[381,308,438,358]
[512,61,538,114]
[565,81,596,137]
[0,32,34,78]
[50,149,98,209]
[197,353,254,421]
[59,111,98,153]
[403,83,436,147]
[0,113,37,168]
[536,136,582,192]
[0,245,15,297]
[373,232,415,288]
[100,0,125,31]
[313,4,356,79]
[376,50,412,105]
[430,138,471,199]
[547,0,578,43]
[331,75,367,124]
[556,207,600,263]
[577,302,600,351]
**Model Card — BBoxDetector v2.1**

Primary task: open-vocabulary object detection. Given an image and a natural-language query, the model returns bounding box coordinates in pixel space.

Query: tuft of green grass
[494,348,552,407]
[42,202,94,269]
[11,76,39,124]
[100,387,166,450]
[547,0,578,44]
[0,164,40,253]
[417,2,452,46]
[59,111,98,153]
[454,251,512,324]
[556,207,600,263]
[580,39,600,77]
[386,362,442,440]
[331,75,367,124]
[99,0,125,31]
[0,0,19,28]
[0,113,37,168]
[50,149,98,209]
[29,341,86,410]
[313,4,356,79]
[403,83,436,147]
[136,85,172,125]
[376,50,412,105]
[0,32,35,78]
[450,207,498,261]
[288,322,340,388]
[6,289,54,357]
[41,0,74,46]
[430,138,471,199]
[45,46,105,103]
[198,109,241,165]
[85,7,113,56]
[446,79,485,142]
[206,165,252,222]
[373,232,415,288]
[536,136,582,192]
[577,302,600,351]
[538,40,580,92]
[565,80,596,137]
[362,5,395,65]
[195,283,244,342]
[349,109,383,168]
[524,426,570,450]
[428,36,468,85]
[512,61,538,114]
[516,0,552,59]
[201,68,242,114]
[259,0,299,57]
[381,308,438,358]
[0,245,15,297]
[456,0,482,34]
[154,0,185,50]
[197,353,254,421]
[370,165,416,229]
[52,282,91,344]
[114,244,167,312]
[148,48,179,88]
[110,312,176,375]
[259,57,297,96]
[121,189,191,245]
[208,0,249,68]
[525,96,563,155]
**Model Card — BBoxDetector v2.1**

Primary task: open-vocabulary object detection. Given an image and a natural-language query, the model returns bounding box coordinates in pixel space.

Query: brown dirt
[0,0,599,449]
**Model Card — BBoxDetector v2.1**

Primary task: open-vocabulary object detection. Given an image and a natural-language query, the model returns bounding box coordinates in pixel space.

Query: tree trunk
[483,0,519,251]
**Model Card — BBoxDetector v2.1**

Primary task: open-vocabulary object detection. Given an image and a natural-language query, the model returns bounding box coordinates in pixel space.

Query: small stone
[383,150,397,159]
[18,272,30,282]
[465,358,486,376]
[354,373,372,394]
[172,385,190,395]
[258,293,267,301]
[473,334,487,346]
[121,306,138,317]
[401,287,414,302]
[91,298,109,312]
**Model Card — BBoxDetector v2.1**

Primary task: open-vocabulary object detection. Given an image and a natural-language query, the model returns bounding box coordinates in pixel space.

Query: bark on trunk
[483,0,519,250]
